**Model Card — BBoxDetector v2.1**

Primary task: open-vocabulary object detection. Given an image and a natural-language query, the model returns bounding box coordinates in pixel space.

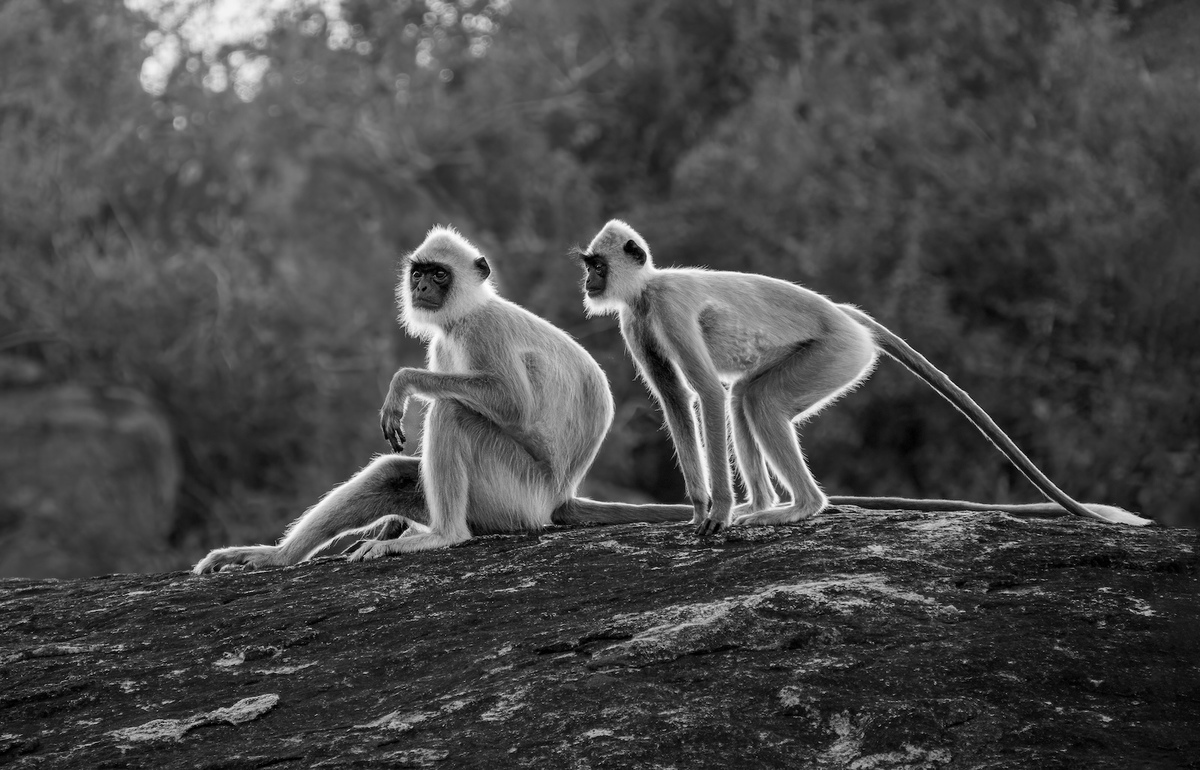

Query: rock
[0,508,1196,768]
[0,384,180,578]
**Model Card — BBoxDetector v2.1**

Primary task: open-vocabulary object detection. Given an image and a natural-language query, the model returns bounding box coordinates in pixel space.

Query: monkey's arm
[625,329,711,525]
[399,369,527,418]
[660,321,736,535]
[380,365,542,457]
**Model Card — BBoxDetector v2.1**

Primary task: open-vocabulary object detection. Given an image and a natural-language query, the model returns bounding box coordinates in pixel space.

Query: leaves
[3,0,1197,569]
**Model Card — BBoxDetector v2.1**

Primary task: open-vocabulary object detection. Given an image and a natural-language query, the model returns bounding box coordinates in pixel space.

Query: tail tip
[1088,504,1155,527]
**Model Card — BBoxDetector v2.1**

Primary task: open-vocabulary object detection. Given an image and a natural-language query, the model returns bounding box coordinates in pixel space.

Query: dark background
[2,0,1197,577]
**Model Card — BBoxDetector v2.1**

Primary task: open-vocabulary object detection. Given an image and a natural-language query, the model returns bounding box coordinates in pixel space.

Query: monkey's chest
[430,339,469,373]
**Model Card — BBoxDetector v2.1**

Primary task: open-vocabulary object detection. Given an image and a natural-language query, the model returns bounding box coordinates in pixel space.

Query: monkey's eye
[432,269,449,283]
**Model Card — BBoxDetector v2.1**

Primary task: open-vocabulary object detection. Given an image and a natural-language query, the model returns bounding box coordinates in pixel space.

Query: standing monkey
[573,219,1152,535]
[193,226,690,574]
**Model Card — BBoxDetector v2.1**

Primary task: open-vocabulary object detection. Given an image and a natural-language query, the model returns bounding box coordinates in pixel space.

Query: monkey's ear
[474,256,491,279]
[623,239,647,265]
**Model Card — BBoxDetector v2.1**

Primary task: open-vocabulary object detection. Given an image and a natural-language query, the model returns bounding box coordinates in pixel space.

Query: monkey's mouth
[412,297,443,310]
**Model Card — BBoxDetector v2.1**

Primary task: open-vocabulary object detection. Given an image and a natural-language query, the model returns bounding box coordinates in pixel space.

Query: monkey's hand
[688,496,711,526]
[380,369,416,452]
[379,400,407,453]
[696,496,733,537]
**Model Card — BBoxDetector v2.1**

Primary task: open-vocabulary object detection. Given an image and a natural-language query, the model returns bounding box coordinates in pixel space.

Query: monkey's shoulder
[449,299,594,374]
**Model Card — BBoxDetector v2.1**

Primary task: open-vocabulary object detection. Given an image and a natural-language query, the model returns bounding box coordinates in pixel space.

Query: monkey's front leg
[380,368,415,452]
[692,385,735,537]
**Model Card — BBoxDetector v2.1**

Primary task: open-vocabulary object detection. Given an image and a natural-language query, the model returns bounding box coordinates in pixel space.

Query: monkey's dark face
[581,254,609,297]
[577,238,646,297]
[410,261,453,310]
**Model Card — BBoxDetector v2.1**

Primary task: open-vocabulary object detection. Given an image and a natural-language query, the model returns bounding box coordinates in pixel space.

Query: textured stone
[0,508,1195,768]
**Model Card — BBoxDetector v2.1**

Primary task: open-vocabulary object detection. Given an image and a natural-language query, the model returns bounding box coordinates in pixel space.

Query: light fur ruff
[579,219,1152,531]
[193,225,692,574]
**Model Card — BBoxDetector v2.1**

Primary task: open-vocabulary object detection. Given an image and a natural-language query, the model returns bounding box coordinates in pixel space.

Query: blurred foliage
[1,0,1197,573]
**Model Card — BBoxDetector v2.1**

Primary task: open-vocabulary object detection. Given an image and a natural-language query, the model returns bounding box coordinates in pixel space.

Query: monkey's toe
[695,519,726,537]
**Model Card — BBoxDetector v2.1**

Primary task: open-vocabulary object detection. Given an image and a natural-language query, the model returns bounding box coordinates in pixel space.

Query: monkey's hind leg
[731,382,825,527]
[732,338,872,528]
[193,454,425,574]
[348,406,474,561]
[729,378,780,517]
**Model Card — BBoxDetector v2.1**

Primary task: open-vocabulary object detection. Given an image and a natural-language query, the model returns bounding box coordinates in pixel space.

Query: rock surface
[0,508,1196,769]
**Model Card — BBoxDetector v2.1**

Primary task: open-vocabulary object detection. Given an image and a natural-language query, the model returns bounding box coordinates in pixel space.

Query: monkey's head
[573,219,653,316]
[399,226,495,338]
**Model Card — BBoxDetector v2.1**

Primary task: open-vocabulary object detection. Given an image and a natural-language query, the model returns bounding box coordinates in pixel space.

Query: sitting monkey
[194,226,690,574]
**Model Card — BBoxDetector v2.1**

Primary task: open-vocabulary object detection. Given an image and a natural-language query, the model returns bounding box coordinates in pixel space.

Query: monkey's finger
[342,539,370,556]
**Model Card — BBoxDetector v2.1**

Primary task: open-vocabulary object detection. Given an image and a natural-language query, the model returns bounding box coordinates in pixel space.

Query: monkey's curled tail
[552,498,694,526]
[841,307,1153,527]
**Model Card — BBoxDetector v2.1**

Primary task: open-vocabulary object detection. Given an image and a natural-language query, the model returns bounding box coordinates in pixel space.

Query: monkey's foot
[340,515,423,555]
[732,500,775,517]
[695,505,733,536]
[733,504,820,528]
[346,531,470,561]
[192,545,283,575]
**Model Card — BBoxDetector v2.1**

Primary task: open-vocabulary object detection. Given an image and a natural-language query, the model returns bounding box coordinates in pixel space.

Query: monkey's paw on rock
[2,508,1195,770]
[191,545,281,575]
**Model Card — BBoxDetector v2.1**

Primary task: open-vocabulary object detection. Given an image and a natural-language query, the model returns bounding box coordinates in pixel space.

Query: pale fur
[194,226,692,574]
[579,219,1153,532]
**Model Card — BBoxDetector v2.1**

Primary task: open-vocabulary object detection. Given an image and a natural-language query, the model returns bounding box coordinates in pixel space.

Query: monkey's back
[642,268,867,378]
[445,297,613,487]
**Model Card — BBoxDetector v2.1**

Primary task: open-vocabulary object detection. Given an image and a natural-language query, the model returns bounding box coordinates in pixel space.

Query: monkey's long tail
[830,495,1105,517]
[552,497,693,526]
[841,306,1153,527]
